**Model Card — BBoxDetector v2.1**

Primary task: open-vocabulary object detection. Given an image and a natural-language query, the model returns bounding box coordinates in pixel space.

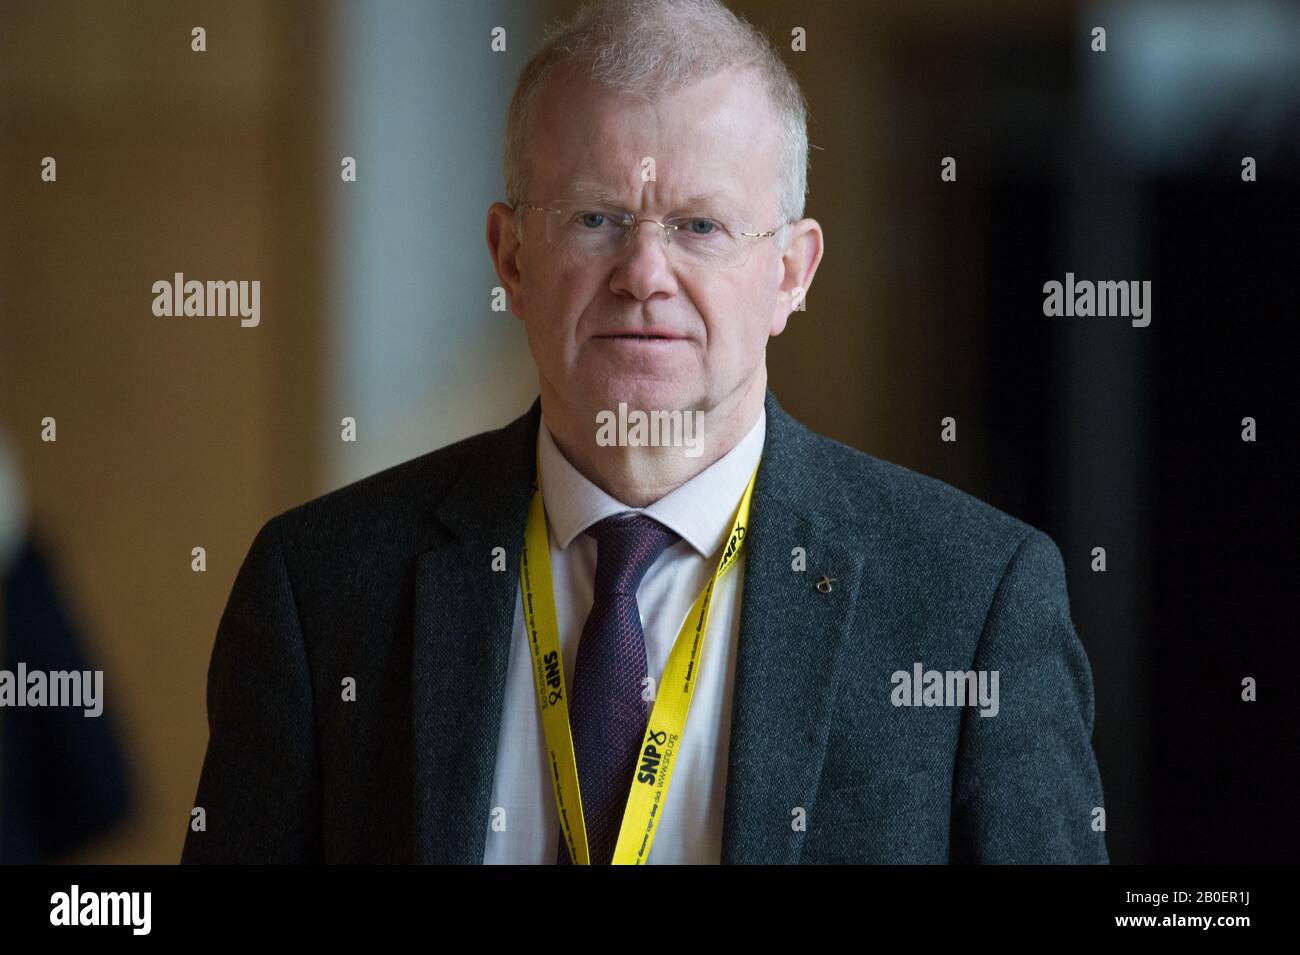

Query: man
[0,432,132,862]
[182,0,1107,864]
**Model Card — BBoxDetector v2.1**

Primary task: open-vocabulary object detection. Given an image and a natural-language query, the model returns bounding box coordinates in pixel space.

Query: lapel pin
[815,574,836,594]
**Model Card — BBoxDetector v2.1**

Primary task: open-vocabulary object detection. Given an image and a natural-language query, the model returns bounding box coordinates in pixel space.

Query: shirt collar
[537,406,766,559]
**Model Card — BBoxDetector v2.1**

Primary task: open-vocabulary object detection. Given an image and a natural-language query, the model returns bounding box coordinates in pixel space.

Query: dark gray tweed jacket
[181,389,1108,864]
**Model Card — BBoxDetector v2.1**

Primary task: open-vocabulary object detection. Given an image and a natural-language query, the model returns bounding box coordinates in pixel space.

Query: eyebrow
[560,181,746,217]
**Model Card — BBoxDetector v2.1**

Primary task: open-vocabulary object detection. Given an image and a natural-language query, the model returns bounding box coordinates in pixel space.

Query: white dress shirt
[483,407,766,864]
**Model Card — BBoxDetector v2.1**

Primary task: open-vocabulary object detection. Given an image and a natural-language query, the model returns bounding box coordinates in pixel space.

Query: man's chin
[582,382,701,417]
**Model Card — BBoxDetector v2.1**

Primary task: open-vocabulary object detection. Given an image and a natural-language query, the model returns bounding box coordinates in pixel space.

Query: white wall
[327,0,543,488]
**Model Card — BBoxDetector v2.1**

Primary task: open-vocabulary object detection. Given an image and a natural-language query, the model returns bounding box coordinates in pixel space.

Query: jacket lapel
[411,399,540,863]
[720,391,866,863]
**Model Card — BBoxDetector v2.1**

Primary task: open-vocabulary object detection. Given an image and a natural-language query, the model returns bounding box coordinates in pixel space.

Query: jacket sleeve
[949,529,1109,863]
[180,516,323,863]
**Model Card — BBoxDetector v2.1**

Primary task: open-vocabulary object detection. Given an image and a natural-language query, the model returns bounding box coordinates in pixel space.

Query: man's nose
[627,218,673,245]
[609,221,678,299]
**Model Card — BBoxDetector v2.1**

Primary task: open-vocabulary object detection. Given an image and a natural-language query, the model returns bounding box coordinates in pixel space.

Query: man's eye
[679,218,721,236]
[574,212,617,229]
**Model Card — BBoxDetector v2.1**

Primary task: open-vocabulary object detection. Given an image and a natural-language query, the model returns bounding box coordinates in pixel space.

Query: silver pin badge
[815,574,836,594]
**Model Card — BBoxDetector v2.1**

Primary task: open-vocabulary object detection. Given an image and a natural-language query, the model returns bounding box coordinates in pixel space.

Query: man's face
[494,65,813,427]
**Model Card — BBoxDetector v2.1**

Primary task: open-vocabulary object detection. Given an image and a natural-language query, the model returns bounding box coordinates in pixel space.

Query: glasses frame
[510,196,792,268]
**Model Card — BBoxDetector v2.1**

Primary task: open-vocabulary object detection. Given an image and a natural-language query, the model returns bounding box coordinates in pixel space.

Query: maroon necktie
[556,512,680,865]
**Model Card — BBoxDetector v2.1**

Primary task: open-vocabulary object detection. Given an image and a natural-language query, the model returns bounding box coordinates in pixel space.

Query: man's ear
[769,218,823,336]
[486,201,526,319]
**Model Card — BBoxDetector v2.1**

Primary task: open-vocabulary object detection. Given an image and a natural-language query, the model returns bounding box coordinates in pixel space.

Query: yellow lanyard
[519,457,759,864]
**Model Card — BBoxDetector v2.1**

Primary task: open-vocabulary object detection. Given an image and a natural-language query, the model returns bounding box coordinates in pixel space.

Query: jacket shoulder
[265,425,503,552]
[798,429,1040,561]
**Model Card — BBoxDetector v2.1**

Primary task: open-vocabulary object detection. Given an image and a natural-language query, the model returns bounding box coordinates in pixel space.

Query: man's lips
[593,331,688,341]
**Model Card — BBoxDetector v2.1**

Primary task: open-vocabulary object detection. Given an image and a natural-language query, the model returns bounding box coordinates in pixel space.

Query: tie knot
[584,513,680,597]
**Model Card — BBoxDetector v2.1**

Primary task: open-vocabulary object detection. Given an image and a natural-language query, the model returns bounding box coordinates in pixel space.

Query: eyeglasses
[511,197,791,271]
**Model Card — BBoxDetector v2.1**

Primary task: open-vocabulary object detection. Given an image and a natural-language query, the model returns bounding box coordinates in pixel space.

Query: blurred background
[0,0,1296,864]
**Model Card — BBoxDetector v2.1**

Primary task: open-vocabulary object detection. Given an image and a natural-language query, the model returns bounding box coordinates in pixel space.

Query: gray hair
[504,0,810,236]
